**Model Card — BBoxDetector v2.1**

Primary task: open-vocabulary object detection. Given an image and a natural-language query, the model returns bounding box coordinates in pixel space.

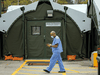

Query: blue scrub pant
[46,52,65,71]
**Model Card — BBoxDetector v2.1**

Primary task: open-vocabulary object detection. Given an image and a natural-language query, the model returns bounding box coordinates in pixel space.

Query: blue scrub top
[51,36,63,53]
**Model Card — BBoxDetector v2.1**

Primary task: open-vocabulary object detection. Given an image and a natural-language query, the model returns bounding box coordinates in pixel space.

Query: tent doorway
[45,20,63,58]
[26,20,63,59]
[27,21,45,59]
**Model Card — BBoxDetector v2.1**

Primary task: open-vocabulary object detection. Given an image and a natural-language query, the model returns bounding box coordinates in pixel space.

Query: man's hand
[46,44,52,47]
[46,43,58,48]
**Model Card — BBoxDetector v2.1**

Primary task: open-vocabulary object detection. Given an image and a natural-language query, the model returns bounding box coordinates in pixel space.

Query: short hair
[50,31,56,34]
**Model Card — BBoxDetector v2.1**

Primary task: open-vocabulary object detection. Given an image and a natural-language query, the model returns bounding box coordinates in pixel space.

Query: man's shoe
[58,71,66,73]
[43,69,50,73]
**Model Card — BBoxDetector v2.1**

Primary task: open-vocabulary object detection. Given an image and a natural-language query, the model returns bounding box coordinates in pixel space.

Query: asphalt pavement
[0,59,98,75]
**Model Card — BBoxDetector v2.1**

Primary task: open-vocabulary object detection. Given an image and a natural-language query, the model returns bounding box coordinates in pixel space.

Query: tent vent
[83,20,85,22]
[3,20,5,22]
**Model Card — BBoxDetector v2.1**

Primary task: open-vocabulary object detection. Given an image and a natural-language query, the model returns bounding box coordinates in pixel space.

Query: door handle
[44,39,45,42]
[44,35,45,42]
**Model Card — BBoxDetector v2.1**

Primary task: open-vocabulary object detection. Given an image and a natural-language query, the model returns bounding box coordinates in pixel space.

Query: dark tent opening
[0,31,3,59]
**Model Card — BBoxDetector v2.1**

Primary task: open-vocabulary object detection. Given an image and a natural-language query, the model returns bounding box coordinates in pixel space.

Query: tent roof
[62,4,87,14]
[94,0,100,12]
[7,5,25,13]
[91,0,100,27]
[0,0,91,32]
[7,4,87,14]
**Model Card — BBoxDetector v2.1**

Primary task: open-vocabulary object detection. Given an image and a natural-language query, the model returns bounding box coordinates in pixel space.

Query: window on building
[31,26,41,35]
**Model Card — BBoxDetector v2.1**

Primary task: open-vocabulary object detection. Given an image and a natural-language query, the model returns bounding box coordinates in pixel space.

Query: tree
[1,0,32,14]
[3,0,32,8]
[30,0,38,2]
[79,0,88,4]
[4,0,12,8]
[19,0,32,5]
[57,0,68,4]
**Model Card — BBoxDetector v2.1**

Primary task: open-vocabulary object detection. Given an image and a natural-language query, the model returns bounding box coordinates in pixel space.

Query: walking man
[43,31,66,73]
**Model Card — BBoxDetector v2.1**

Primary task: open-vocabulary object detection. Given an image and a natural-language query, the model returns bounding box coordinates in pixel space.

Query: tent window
[31,26,41,35]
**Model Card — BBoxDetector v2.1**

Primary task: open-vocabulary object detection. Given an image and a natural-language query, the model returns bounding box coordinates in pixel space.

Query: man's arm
[50,44,58,48]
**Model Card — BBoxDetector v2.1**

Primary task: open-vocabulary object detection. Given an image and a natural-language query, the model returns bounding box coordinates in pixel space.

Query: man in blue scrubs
[43,31,66,73]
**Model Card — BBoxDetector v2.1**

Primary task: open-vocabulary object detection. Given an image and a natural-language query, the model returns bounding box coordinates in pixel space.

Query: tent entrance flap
[26,20,63,59]
[27,21,45,59]
[45,21,63,58]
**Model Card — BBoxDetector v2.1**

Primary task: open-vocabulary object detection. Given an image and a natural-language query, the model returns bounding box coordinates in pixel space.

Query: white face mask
[51,36,54,38]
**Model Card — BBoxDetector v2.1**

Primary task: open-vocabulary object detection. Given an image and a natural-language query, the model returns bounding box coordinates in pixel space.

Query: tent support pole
[91,0,98,51]
[88,31,91,58]
[20,7,25,59]
[0,0,1,17]
[64,6,68,59]
[91,0,94,52]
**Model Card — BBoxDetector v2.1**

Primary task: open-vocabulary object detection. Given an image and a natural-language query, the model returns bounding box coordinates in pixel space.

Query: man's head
[50,31,56,38]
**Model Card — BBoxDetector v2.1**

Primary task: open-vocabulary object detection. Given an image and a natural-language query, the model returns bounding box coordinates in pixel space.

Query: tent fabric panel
[25,3,53,19]
[27,21,45,58]
[66,17,83,57]
[87,0,100,26]
[3,18,23,57]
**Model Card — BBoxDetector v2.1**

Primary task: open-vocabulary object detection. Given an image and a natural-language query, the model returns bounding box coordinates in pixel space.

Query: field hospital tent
[0,0,91,59]
[87,0,100,52]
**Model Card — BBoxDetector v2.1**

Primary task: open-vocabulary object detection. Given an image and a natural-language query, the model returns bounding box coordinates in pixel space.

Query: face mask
[51,36,54,38]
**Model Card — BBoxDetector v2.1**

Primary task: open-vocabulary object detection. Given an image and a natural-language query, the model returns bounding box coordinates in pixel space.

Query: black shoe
[58,71,66,73]
[43,69,50,73]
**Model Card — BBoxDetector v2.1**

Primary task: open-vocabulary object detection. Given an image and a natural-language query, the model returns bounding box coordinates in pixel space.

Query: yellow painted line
[11,62,26,75]
[51,72,58,73]
[25,60,58,62]
[89,67,98,69]
[21,69,62,74]
[66,67,97,69]
[23,66,59,70]
[21,68,67,75]
[25,60,50,62]
[80,71,97,73]
[20,69,44,72]
[62,73,66,75]
[65,68,80,73]
[68,67,89,68]
[17,72,39,75]
[63,67,98,70]
[62,72,75,73]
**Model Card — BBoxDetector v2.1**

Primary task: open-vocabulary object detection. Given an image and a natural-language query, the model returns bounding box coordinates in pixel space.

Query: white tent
[0,0,91,32]
[88,0,100,27]
[62,4,87,14]
[87,0,100,52]
[7,5,25,13]
[93,0,100,30]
